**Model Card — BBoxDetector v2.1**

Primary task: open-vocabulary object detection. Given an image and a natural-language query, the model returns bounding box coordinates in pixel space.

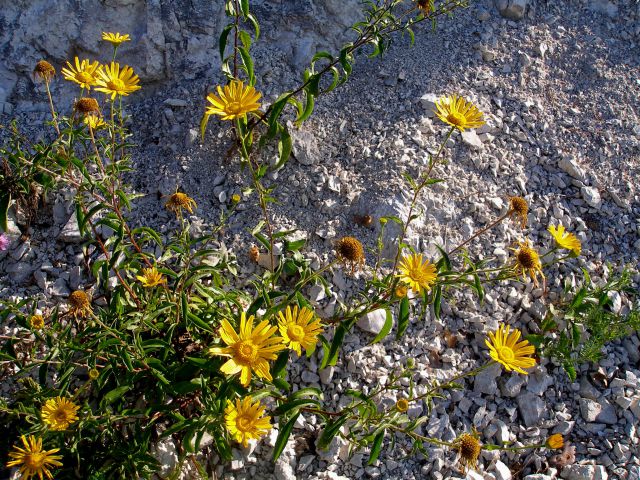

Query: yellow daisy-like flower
[30,315,45,330]
[209,312,285,386]
[335,236,365,273]
[453,432,482,473]
[165,191,197,217]
[394,284,408,298]
[95,62,141,99]
[396,253,437,294]
[277,305,324,356]
[548,224,581,256]
[511,240,545,287]
[546,434,564,450]
[395,398,409,413]
[6,435,63,480]
[508,196,529,229]
[225,397,272,447]
[41,397,80,431]
[136,266,166,288]
[68,290,93,318]
[485,324,536,374]
[205,80,262,121]
[101,32,131,47]
[33,60,56,82]
[434,94,485,131]
[84,114,105,130]
[61,57,101,90]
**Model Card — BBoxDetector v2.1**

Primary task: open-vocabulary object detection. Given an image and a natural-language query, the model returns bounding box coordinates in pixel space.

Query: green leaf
[239,30,252,49]
[275,128,292,170]
[295,92,315,126]
[218,24,234,62]
[273,413,299,461]
[396,297,410,339]
[102,385,131,405]
[240,0,249,17]
[435,244,451,272]
[238,47,255,86]
[274,398,321,415]
[200,113,211,140]
[433,285,442,320]
[247,13,260,40]
[272,349,289,379]
[317,415,348,450]
[322,322,347,368]
[0,192,10,232]
[371,309,393,344]
[368,429,385,465]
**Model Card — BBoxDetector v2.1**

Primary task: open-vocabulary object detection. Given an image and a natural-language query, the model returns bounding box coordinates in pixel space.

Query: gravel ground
[1,1,639,479]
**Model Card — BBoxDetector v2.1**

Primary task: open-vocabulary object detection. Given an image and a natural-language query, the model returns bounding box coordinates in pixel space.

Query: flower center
[226,101,243,114]
[287,324,305,342]
[54,410,68,422]
[235,340,258,364]
[446,111,466,127]
[107,79,125,92]
[498,346,515,362]
[25,452,46,469]
[236,415,253,432]
[77,72,94,84]
[517,250,536,268]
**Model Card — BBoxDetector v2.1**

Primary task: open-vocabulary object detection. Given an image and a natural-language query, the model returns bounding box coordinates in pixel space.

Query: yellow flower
[30,315,45,330]
[335,236,365,273]
[136,266,166,288]
[434,94,485,131]
[546,434,564,450]
[453,432,482,473]
[225,397,272,447]
[511,240,545,287]
[84,114,105,130]
[209,312,285,386]
[33,60,56,82]
[486,324,536,374]
[41,397,80,431]
[396,253,437,294]
[548,224,581,256]
[508,196,529,229]
[165,191,197,217]
[95,62,141,99]
[68,290,93,318]
[277,305,324,356]
[88,368,100,380]
[395,398,409,413]
[205,80,262,121]
[102,32,131,47]
[6,435,62,480]
[394,285,408,298]
[61,57,101,90]
[231,193,241,204]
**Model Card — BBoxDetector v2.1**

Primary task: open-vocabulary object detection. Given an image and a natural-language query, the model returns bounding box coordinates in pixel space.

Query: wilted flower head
[335,236,365,273]
[511,240,545,287]
[75,97,100,115]
[33,60,56,82]
[453,432,482,473]
[416,0,434,14]
[508,196,529,229]
[88,368,100,380]
[165,191,197,217]
[68,290,93,318]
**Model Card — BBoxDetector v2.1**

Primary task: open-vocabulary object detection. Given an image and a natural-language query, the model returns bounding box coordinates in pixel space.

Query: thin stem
[449,212,510,256]
[43,79,60,135]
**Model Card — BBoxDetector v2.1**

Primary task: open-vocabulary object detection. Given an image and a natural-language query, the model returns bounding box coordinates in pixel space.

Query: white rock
[473,363,501,395]
[517,393,545,426]
[291,125,319,165]
[561,464,608,480]
[581,186,601,208]
[496,0,528,20]
[558,157,587,182]
[461,130,483,150]
[419,93,439,115]
[494,459,512,480]
[58,214,83,243]
[356,308,390,335]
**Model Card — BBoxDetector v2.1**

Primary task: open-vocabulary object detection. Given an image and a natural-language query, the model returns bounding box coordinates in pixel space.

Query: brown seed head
[456,433,481,472]
[165,192,197,217]
[33,60,56,81]
[69,290,89,308]
[516,246,538,269]
[249,245,260,263]
[75,97,100,115]
[335,236,365,274]
[508,196,529,228]
[417,0,434,13]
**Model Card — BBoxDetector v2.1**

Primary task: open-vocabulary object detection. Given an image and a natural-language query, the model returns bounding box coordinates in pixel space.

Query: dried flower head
[486,324,536,374]
[61,57,101,90]
[335,236,365,273]
[68,290,93,318]
[548,224,581,256]
[6,435,62,480]
[511,240,545,287]
[248,245,260,263]
[546,434,564,450]
[33,60,56,82]
[102,32,131,47]
[416,0,434,14]
[395,398,409,413]
[205,80,262,121]
[165,191,197,217]
[454,432,482,473]
[434,94,485,131]
[225,397,272,447]
[508,196,529,229]
[396,253,437,294]
[75,97,100,115]
[30,315,45,330]
[41,397,80,431]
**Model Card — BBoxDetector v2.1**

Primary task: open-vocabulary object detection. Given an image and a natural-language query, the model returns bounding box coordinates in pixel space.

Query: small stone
[581,186,601,208]
[164,98,188,107]
[517,393,545,427]
[185,128,199,146]
[290,125,318,166]
[474,363,501,395]
[501,375,526,397]
[419,93,438,114]
[561,464,608,480]
[356,308,390,335]
[558,157,587,182]
[461,130,483,150]
[58,214,83,243]
[319,366,335,385]
[494,459,512,480]
[496,0,528,21]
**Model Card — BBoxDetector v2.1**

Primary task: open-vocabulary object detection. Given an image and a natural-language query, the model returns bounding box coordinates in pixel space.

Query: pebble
[581,186,601,208]
[517,393,545,427]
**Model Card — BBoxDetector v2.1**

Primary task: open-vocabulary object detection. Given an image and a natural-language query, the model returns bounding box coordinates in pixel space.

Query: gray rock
[517,393,545,426]
[581,186,601,208]
[356,308,390,335]
[526,369,554,396]
[58,214,83,243]
[588,0,618,18]
[501,374,526,397]
[319,366,335,385]
[461,130,483,150]
[558,157,587,182]
[524,475,553,480]
[493,460,512,480]
[561,464,608,480]
[579,398,601,422]
[474,363,502,395]
[419,93,439,116]
[290,125,319,166]
[496,0,528,21]
[185,128,199,147]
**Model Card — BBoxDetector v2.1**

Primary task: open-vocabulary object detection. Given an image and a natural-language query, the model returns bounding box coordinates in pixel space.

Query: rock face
[0,0,362,110]
[495,0,528,20]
